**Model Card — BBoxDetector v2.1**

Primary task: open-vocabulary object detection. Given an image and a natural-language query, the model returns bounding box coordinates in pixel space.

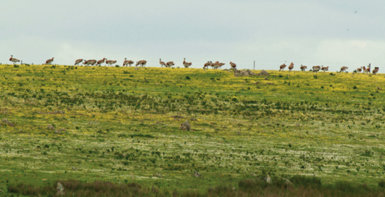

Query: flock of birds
[9,55,148,67]
[8,55,235,70]
[279,62,380,74]
[8,55,380,74]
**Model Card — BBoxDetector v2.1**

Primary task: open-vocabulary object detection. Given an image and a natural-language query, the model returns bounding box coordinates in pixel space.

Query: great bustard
[97,58,107,66]
[159,58,166,67]
[9,55,21,64]
[166,61,175,68]
[229,61,237,70]
[183,58,192,68]
[45,57,54,64]
[106,59,117,66]
[74,59,83,65]
[136,60,147,67]
[123,58,134,67]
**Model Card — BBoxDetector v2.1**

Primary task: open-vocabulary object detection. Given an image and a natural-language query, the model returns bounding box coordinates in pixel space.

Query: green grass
[1,64,385,196]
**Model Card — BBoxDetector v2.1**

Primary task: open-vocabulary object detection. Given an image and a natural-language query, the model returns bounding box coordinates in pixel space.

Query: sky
[1,0,385,71]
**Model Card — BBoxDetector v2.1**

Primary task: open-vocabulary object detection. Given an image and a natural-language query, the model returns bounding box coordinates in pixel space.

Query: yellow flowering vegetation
[1,64,385,195]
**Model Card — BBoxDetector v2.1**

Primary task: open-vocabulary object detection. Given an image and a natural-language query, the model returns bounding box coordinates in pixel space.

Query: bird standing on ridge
[84,59,97,66]
[212,61,225,69]
[230,61,237,70]
[372,67,379,74]
[321,66,329,72]
[340,66,348,72]
[159,58,166,67]
[364,64,371,73]
[183,58,192,68]
[166,61,175,68]
[123,58,134,67]
[9,55,21,64]
[74,59,83,65]
[106,59,117,66]
[312,66,321,72]
[203,61,212,69]
[45,57,54,65]
[300,65,307,71]
[97,58,106,66]
[288,62,294,71]
[136,60,147,67]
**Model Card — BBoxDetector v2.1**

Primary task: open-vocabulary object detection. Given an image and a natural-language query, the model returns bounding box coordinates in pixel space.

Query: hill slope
[1,64,385,195]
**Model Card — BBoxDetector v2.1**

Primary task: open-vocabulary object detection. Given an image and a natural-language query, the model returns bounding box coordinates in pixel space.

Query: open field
[1,64,385,196]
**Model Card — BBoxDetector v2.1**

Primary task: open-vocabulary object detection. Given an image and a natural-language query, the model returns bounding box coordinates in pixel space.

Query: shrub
[378,180,385,188]
[289,175,321,188]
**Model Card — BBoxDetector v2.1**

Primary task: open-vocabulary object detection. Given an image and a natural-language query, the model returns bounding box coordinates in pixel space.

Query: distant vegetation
[0,64,385,196]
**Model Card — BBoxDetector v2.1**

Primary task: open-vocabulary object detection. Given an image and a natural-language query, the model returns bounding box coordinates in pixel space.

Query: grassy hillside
[1,64,385,195]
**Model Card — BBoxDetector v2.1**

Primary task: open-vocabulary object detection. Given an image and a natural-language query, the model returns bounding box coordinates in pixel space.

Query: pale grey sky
[1,0,384,71]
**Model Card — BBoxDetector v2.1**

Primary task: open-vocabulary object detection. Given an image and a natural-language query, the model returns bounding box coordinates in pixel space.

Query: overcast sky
[1,0,384,71]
